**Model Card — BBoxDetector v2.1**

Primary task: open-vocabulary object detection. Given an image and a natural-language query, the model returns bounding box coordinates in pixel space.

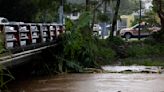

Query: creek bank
[102,66,164,73]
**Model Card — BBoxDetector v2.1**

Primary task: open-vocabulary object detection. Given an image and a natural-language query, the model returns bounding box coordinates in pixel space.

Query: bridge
[0,23,64,67]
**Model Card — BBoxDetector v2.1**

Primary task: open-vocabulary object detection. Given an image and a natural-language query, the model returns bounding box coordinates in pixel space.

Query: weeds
[127,41,164,57]
[121,57,164,66]
[0,65,14,89]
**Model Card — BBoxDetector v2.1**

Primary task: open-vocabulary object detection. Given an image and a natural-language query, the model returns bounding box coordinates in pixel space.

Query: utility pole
[138,0,142,40]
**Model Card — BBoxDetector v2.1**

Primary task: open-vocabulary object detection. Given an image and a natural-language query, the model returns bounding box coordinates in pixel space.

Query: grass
[0,65,15,89]
[0,33,6,55]
[121,56,164,66]
[119,39,164,66]
[0,32,11,57]
[126,40,164,57]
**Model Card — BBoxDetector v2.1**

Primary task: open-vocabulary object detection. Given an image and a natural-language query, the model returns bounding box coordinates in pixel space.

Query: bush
[0,66,14,89]
[106,36,127,58]
[96,46,116,65]
[151,31,164,43]
[122,57,164,66]
[127,42,164,57]
[0,33,5,54]
[106,36,125,47]
[143,37,157,45]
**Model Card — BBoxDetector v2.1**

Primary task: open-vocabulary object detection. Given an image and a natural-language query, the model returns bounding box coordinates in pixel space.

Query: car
[120,23,160,39]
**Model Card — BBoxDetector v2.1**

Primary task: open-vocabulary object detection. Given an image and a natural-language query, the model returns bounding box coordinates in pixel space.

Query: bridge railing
[0,23,65,53]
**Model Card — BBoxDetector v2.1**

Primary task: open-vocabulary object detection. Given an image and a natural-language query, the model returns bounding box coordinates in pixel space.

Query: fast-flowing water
[8,73,164,92]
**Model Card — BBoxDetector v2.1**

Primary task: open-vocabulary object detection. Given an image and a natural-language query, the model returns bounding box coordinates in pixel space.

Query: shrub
[127,42,164,57]
[151,31,164,43]
[106,36,125,47]
[106,36,127,58]
[96,47,116,65]
[0,66,14,89]
[122,57,164,66]
[0,33,5,54]
[143,37,157,45]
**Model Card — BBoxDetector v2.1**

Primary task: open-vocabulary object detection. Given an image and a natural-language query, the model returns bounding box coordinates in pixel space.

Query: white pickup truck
[120,23,161,39]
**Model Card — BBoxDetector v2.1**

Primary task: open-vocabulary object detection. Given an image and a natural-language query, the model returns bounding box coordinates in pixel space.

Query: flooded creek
[8,73,164,92]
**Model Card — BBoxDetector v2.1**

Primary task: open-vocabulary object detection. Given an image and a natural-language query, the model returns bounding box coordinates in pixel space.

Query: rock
[119,70,133,73]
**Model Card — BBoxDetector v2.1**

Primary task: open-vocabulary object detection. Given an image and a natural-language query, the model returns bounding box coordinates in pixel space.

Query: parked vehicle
[120,23,160,39]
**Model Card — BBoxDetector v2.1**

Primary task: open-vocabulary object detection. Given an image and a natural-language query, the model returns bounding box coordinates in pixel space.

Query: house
[117,15,135,30]
[66,11,80,21]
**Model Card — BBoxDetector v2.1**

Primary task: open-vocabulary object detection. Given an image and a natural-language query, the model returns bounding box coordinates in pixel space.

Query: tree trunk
[153,0,164,31]
[159,12,164,31]
[86,0,89,11]
[110,0,120,38]
[91,1,104,31]
[104,0,107,13]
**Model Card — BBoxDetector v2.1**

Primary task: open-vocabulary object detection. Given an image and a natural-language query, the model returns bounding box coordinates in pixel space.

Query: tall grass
[0,65,14,89]
[127,42,164,57]
[121,57,164,66]
[120,38,164,66]
[0,32,5,54]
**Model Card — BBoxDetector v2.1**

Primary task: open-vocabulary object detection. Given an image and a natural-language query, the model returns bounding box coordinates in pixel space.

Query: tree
[144,10,159,26]
[32,0,61,22]
[86,0,90,11]
[0,0,37,22]
[104,0,111,13]
[153,0,164,31]
[110,0,120,38]
[90,0,103,30]
[119,0,142,15]
[99,0,113,39]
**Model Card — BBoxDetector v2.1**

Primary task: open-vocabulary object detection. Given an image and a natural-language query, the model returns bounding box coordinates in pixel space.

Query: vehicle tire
[124,33,132,39]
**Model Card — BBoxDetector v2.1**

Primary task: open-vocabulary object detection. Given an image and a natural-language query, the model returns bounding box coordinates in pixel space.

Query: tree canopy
[0,0,37,22]
[119,0,143,15]
[0,0,61,22]
[153,0,164,31]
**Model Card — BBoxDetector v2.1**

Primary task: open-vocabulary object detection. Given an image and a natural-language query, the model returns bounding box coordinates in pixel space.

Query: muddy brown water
[8,73,164,92]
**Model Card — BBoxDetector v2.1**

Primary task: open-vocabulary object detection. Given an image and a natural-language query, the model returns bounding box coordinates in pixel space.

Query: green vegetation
[127,42,164,58]
[0,66,14,89]
[122,57,164,66]
[153,0,164,31]
[0,32,6,56]
[0,0,164,90]
[119,0,142,15]
[122,40,164,66]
